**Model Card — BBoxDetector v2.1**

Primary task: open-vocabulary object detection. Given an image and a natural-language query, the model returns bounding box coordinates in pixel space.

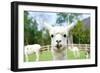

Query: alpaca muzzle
[56,44,62,49]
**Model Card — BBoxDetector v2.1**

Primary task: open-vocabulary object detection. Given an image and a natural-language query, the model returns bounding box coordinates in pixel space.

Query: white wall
[0,0,99,73]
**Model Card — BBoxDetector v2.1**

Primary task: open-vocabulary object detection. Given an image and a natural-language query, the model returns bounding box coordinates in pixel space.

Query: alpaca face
[49,26,68,50]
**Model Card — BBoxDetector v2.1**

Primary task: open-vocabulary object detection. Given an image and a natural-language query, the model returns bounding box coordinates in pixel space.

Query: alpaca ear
[44,22,52,31]
[66,20,77,31]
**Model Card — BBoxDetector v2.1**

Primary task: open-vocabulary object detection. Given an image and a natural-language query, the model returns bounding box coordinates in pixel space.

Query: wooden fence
[41,44,90,51]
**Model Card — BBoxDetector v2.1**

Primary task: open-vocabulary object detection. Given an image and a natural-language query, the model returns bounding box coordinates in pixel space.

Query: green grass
[67,49,88,60]
[24,49,90,62]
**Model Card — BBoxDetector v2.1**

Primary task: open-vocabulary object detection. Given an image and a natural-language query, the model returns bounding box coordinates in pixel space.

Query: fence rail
[41,44,90,51]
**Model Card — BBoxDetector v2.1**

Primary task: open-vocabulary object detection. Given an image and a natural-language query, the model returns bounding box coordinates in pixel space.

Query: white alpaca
[24,44,41,62]
[68,46,80,58]
[44,20,77,60]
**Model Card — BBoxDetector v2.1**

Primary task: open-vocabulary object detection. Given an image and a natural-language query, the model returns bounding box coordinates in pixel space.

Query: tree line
[24,11,90,45]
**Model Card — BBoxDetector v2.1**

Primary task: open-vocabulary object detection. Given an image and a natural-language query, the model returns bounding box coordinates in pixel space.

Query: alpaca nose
[56,40,61,43]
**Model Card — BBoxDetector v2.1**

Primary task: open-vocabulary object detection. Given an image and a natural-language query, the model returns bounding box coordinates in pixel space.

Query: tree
[24,11,39,45]
[56,13,81,25]
[24,11,51,45]
[70,20,90,44]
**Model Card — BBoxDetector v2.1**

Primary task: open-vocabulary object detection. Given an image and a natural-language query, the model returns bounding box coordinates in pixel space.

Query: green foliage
[70,21,90,44]
[24,11,39,45]
[24,11,51,45]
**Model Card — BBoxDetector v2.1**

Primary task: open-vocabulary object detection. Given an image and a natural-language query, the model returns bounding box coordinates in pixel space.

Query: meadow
[24,48,89,62]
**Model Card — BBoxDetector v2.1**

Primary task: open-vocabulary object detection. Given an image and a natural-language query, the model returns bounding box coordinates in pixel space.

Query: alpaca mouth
[56,44,62,49]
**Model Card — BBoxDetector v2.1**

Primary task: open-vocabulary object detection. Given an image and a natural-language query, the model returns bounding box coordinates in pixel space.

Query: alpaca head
[44,21,77,51]
[48,26,68,50]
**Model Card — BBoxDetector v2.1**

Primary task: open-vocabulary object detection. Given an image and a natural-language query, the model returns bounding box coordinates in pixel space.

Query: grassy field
[24,49,90,62]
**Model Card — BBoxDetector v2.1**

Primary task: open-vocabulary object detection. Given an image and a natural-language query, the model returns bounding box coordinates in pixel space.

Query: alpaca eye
[51,34,54,38]
[63,34,66,37]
